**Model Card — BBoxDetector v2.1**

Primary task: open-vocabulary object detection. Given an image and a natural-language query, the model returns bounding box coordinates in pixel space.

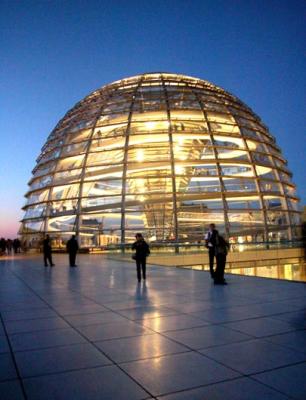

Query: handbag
[131,254,137,260]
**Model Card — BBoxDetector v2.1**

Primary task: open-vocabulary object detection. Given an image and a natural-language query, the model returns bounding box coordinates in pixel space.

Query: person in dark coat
[132,233,150,282]
[302,222,306,261]
[205,223,218,278]
[43,235,54,267]
[0,238,7,254]
[13,238,21,254]
[13,238,19,254]
[214,235,229,285]
[16,238,21,253]
[6,239,12,254]
[66,235,79,267]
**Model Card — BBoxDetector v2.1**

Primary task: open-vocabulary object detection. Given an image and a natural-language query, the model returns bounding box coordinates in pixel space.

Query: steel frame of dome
[20,73,301,250]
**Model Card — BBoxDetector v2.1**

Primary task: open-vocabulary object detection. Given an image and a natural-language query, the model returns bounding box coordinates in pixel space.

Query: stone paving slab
[157,377,291,400]
[14,342,112,378]
[0,254,305,400]
[0,380,25,400]
[253,363,306,400]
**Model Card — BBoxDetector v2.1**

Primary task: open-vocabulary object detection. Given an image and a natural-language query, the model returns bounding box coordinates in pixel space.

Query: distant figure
[214,235,230,285]
[6,239,12,254]
[132,233,150,282]
[302,222,306,261]
[43,235,54,267]
[13,238,19,254]
[66,235,79,267]
[205,223,218,278]
[22,239,27,253]
[0,238,6,255]
[17,238,21,253]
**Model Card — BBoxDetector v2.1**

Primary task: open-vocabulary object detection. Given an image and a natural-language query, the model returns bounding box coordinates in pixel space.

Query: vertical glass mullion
[264,145,293,241]
[120,78,144,248]
[162,76,179,250]
[192,88,230,238]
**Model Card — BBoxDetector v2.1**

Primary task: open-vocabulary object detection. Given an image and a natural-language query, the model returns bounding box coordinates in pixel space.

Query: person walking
[66,235,79,267]
[132,233,150,282]
[205,223,218,278]
[214,235,229,285]
[43,235,54,267]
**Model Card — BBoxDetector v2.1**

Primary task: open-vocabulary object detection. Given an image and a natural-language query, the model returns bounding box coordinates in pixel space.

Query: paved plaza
[0,254,306,400]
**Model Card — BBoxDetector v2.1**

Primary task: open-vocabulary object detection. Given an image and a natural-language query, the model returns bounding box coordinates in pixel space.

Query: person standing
[205,223,218,278]
[0,238,6,255]
[13,238,19,254]
[6,239,12,254]
[214,235,230,285]
[16,238,21,253]
[132,233,150,282]
[43,235,54,267]
[66,235,79,267]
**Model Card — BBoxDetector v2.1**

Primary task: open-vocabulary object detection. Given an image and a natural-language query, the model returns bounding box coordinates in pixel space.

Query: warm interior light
[136,149,144,162]
[144,121,156,130]
[175,165,184,174]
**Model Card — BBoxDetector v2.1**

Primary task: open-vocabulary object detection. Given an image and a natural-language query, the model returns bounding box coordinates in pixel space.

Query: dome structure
[21,73,300,249]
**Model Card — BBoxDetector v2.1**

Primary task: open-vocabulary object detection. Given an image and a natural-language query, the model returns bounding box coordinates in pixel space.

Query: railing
[88,239,304,254]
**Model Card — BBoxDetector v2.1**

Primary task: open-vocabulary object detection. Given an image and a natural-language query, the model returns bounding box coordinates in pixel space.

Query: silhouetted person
[6,239,12,254]
[132,233,150,282]
[0,238,7,254]
[302,222,306,261]
[205,223,218,278]
[214,235,229,285]
[13,238,21,254]
[22,240,27,253]
[43,235,54,267]
[67,235,79,267]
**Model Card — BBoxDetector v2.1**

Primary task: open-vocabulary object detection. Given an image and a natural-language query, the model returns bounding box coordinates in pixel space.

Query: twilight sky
[0,0,305,238]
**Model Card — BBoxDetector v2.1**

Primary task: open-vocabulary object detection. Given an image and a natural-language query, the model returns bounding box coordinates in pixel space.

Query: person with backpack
[214,234,230,285]
[205,223,219,278]
[132,233,150,282]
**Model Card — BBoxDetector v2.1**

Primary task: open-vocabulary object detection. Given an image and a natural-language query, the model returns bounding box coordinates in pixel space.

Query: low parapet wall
[109,247,304,267]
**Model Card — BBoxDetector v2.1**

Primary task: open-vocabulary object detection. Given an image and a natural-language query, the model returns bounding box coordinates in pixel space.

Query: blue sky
[0,0,305,237]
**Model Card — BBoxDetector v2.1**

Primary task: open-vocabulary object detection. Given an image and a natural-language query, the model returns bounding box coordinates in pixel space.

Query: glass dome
[21,73,300,249]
